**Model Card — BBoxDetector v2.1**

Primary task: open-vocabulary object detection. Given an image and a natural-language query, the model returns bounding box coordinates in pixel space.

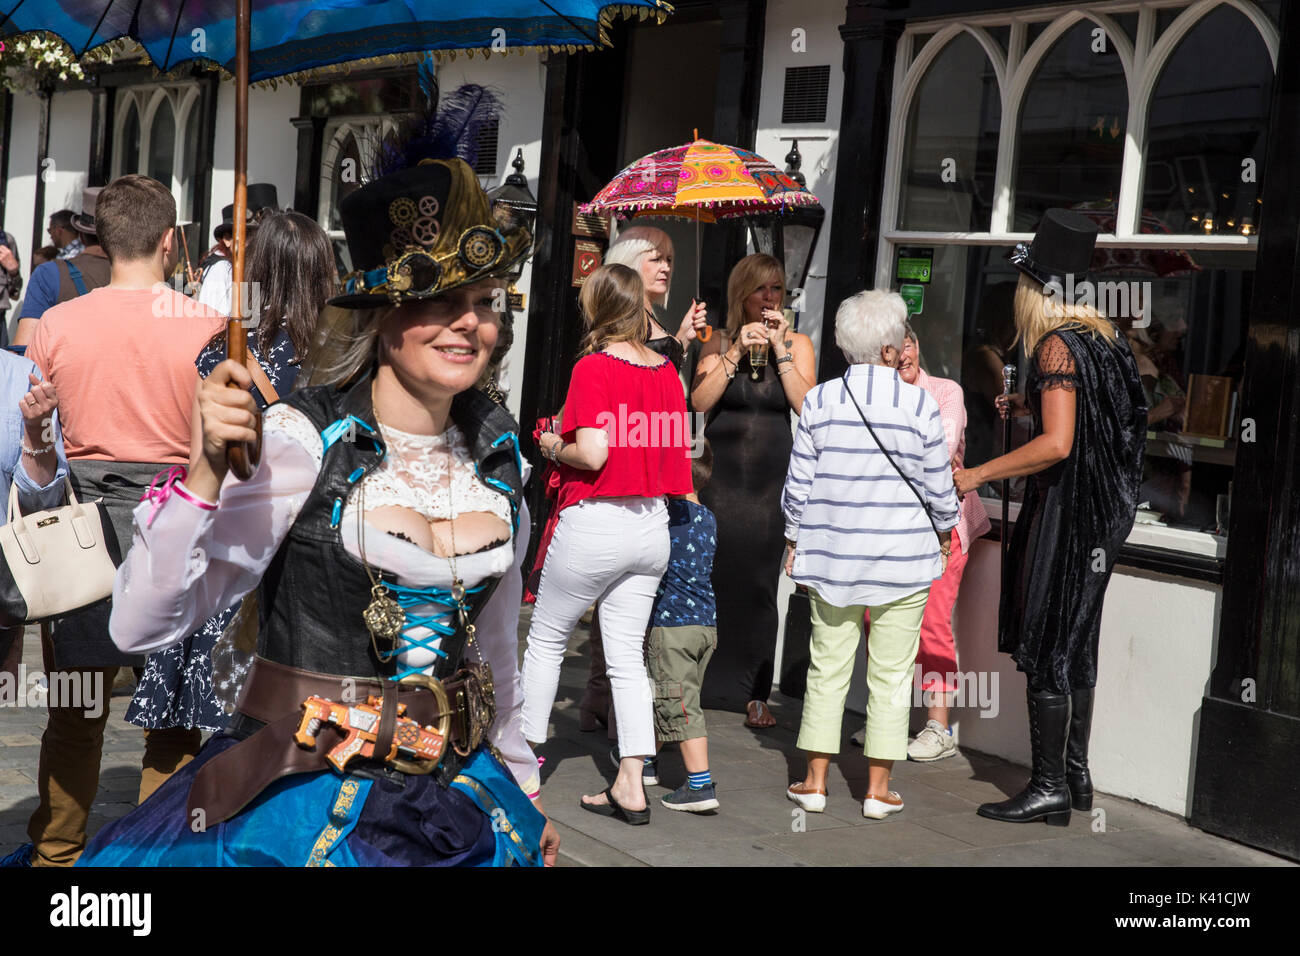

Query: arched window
[147,98,177,189]
[898,32,1001,232]
[327,129,362,235]
[1013,20,1128,230]
[1142,6,1274,235]
[119,100,140,177]
[179,99,201,219]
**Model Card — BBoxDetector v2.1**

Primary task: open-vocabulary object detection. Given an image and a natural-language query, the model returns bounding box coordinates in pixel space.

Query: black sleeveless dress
[700,350,792,711]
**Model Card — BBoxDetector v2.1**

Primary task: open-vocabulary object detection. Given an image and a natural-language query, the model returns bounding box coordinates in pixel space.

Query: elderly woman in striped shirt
[782,290,959,820]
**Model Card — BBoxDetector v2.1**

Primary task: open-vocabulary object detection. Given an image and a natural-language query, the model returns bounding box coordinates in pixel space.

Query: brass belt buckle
[386,673,451,776]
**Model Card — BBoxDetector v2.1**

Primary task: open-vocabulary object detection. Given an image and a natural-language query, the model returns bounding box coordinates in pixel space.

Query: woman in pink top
[898,323,990,760]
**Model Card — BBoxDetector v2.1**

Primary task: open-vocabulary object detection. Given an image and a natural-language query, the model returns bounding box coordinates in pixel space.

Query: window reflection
[120,102,140,176]
[328,131,361,233]
[898,243,1250,536]
[899,33,1001,232]
[148,103,176,188]
[1142,5,1273,236]
[1014,22,1128,230]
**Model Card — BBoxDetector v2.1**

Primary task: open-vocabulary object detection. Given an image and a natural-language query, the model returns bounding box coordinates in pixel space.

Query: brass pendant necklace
[357,413,473,660]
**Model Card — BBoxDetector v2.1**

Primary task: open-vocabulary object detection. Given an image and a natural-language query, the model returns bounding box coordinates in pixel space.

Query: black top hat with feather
[331,76,532,309]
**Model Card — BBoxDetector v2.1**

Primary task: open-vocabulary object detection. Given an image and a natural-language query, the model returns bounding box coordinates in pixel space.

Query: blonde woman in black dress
[692,254,815,726]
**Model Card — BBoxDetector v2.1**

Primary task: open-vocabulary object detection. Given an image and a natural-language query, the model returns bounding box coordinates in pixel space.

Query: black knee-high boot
[1066,687,1095,811]
[977,687,1072,825]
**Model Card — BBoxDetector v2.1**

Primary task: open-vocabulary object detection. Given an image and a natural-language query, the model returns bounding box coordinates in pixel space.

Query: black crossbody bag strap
[841,371,941,542]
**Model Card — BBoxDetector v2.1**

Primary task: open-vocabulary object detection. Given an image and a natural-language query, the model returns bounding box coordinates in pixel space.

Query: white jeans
[522,496,669,758]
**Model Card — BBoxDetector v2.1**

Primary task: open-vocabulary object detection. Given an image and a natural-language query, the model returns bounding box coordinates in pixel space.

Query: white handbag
[0,477,120,626]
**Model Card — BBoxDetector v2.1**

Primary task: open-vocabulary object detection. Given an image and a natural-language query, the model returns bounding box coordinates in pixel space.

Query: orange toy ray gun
[294,694,446,773]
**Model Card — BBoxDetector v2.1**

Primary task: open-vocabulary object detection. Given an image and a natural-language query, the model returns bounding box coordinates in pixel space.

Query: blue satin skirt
[77,734,544,867]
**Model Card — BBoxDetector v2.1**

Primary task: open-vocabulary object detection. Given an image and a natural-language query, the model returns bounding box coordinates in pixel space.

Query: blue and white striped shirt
[782,364,960,608]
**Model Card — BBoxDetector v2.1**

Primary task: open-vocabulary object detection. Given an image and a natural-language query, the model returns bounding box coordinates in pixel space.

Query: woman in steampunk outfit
[953,209,1146,826]
[79,86,559,866]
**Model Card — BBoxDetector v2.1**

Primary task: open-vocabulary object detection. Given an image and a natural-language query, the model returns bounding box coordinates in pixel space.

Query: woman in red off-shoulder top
[521,264,692,825]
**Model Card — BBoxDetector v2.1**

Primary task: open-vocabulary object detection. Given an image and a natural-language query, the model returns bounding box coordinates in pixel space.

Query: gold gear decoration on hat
[459,226,504,270]
[412,216,440,247]
[389,197,417,227]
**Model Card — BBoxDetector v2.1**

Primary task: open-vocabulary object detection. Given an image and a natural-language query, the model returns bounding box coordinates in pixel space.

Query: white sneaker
[908,719,957,762]
[862,791,904,819]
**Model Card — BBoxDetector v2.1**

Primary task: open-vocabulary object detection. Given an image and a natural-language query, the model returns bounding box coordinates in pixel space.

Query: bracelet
[721,354,737,380]
[140,465,217,529]
[774,353,794,365]
[21,443,54,456]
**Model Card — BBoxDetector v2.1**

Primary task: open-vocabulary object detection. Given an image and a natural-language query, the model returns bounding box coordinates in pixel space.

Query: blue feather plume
[370,79,502,180]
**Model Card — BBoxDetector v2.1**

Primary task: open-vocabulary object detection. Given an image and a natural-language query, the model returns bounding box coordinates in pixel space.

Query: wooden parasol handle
[225,0,260,481]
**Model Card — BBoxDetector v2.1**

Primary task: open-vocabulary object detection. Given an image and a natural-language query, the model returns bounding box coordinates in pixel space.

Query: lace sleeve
[1033,333,1079,392]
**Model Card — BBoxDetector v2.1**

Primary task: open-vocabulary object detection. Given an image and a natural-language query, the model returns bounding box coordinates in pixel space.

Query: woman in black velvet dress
[954,209,1146,826]
[692,254,816,725]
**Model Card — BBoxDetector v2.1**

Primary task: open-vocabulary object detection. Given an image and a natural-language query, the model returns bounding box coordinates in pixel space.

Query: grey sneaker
[908,719,957,762]
[662,782,719,812]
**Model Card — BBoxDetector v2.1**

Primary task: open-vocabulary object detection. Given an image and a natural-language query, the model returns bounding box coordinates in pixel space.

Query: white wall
[4,89,92,334]
[759,0,847,679]
[946,538,1220,817]
[754,0,846,360]
[438,53,547,424]
[208,82,299,237]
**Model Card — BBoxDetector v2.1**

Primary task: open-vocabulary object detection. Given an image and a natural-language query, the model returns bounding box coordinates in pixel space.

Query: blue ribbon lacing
[373,581,489,681]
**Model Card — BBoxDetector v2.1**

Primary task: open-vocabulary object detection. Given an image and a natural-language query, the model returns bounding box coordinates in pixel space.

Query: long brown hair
[204,211,337,363]
[578,264,649,355]
[725,253,784,338]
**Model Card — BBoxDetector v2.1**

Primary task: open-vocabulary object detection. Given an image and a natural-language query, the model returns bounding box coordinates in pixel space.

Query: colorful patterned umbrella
[583,136,820,341]
[583,136,819,219]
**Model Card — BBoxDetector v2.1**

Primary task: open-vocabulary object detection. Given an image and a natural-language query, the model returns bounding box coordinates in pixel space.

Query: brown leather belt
[187,657,494,826]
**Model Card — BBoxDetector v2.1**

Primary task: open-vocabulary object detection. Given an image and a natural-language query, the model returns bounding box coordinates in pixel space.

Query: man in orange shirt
[22,175,225,867]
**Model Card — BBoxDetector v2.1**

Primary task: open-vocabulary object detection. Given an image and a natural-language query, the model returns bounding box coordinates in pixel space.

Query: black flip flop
[580,787,650,826]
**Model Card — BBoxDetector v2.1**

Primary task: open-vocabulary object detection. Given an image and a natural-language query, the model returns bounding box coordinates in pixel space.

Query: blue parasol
[0,1,671,84]
[0,0,670,476]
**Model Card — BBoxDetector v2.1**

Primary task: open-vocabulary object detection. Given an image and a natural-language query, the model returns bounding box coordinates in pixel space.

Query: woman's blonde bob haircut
[604,225,674,306]
[835,289,908,366]
[578,263,649,355]
[725,253,784,339]
[1013,272,1119,354]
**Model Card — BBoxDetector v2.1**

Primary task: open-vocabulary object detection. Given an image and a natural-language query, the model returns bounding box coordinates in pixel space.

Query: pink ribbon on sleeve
[140,465,216,528]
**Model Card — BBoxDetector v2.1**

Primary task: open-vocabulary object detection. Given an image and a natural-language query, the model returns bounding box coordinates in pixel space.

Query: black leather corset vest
[253,371,526,682]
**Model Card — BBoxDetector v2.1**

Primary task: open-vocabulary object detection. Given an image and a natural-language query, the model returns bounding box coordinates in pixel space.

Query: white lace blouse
[109,403,539,793]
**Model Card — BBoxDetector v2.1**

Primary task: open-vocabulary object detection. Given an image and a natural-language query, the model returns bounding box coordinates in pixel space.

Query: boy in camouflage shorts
[648,440,719,812]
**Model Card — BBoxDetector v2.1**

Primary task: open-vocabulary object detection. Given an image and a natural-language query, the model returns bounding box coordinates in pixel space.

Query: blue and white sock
[687,769,712,790]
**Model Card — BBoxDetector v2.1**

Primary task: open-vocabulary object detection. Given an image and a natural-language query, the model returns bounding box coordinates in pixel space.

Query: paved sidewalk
[0,618,1293,867]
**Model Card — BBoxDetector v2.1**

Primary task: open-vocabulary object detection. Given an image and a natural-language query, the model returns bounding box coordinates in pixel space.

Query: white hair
[835,290,908,366]
[606,225,673,306]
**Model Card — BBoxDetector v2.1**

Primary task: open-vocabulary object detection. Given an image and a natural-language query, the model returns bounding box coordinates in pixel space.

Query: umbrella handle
[224,319,262,481]
[224,0,261,482]
[694,213,712,342]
